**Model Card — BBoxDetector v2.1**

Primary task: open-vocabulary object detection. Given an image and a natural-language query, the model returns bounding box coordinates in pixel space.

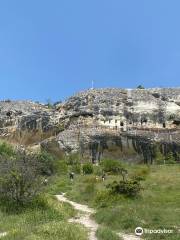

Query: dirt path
[56,194,98,240]
[56,193,141,240]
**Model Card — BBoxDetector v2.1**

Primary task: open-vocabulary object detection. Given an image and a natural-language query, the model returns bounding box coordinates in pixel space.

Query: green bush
[132,166,150,181]
[155,150,176,165]
[101,159,123,174]
[67,154,81,174]
[37,151,56,176]
[155,149,164,164]
[0,141,14,156]
[82,163,93,174]
[0,153,43,204]
[58,160,68,174]
[94,190,112,208]
[107,180,142,197]
[66,153,80,165]
[165,152,176,164]
[70,162,81,174]
[94,165,103,176]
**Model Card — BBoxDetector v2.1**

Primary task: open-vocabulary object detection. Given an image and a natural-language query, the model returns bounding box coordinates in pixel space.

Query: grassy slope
[0,195,87,240]
[1,149,179,240]
[49,164,180,240]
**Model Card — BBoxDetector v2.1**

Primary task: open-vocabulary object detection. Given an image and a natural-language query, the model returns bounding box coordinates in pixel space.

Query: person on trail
[69,172,75,181]
[42,178,48,186]
[44,178,48,185]
[102,172,106,181]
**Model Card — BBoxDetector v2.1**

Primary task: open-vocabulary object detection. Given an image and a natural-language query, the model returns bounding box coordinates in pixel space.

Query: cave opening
[173,120,180,126]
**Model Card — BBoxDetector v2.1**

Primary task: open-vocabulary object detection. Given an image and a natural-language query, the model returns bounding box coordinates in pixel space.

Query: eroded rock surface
[0,88,180,162]
[0,100,60,145]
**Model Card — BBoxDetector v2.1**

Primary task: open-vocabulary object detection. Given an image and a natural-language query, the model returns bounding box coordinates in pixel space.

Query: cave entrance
[163,122,166,128]
[173,120,180,126]
[120,122,124,126]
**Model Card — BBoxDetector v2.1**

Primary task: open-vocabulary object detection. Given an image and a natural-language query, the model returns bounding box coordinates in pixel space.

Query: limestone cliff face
[0,88,180,162]
[57,88,180,129]
[0,100,60,145]
[44,88,180,163]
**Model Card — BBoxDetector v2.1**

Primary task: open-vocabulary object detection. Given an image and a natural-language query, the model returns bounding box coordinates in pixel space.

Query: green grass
[52,164,180,240]
[0,194,87,240]
[1,157,179,240]
[96,226,121,240]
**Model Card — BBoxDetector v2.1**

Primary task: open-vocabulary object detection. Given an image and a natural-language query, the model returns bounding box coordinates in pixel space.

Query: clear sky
[0,0,180,102]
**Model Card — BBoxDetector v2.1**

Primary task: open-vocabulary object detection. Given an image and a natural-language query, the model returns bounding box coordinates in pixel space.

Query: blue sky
[0,0,180,102]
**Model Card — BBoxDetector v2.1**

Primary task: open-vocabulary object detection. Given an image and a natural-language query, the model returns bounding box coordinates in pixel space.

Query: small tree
[83,163,93,174]
[107,179,142,197]
[46,98,54,109]
[0,153,43,204]
[67,153,81,174]
[0,142,14,156]
[101,159,123,175]
[137,85,145,89]
[165,152,176,164]
[37,151,56,176]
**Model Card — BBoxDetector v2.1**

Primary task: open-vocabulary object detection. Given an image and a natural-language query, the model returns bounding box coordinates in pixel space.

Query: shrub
[67,154,81,174]
[165,152,176,164]
[155,150,176,164]
[132,166,150,181]
[37,151,56,176]
[82,163,93,174]
[94,165,103,176]
[107,180,142,197]
[0,142,14,156]
[101,159,123,174]
[155,150,164,164]
[70,162,81,174]
[58,160,68,174]
[66,153,80,165]
[137,85,145,89]
[94,190,111,208]
[0,153,43,204]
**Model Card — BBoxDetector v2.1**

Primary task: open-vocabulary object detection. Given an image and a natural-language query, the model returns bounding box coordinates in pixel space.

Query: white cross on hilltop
[91,80,94,89]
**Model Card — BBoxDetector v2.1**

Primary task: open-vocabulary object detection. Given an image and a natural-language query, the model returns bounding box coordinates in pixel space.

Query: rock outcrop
[57,88,180,129]
[47,88,180,163]
[0,88,180,162]
[0,100,60,145]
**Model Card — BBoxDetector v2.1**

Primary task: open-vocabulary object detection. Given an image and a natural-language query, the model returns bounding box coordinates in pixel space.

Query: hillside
[0,88,180,240]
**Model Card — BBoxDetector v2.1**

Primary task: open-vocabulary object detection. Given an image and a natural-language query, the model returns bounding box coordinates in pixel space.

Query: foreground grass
[0,195,87,240]
[96,227,120,240]
[50,164,180,240]
[2,162,178,240]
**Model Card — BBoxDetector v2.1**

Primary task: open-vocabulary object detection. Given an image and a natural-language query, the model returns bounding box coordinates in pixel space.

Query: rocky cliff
[57,88,180,128]
[0,88,180,163]
[0,100,60,145]
[48,88,180,163]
